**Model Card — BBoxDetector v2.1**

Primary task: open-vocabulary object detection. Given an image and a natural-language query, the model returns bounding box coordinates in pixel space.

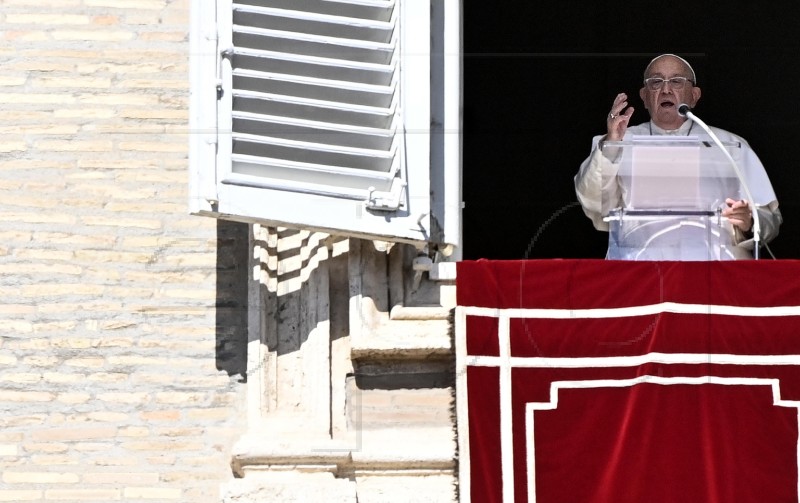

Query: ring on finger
[608,113,617,119]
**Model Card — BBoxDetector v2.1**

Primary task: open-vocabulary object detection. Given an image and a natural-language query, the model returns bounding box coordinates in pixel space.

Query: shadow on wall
[215,220,249,381]
[214,223,346,381]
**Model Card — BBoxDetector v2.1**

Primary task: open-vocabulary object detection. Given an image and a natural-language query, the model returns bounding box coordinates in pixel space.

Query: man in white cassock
[575,53,781,260]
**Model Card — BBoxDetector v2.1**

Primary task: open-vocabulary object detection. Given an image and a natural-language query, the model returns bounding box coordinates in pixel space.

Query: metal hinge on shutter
[217,46,234,98]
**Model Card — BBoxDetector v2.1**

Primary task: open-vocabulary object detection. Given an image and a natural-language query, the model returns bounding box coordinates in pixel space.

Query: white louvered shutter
[190,0,462,248]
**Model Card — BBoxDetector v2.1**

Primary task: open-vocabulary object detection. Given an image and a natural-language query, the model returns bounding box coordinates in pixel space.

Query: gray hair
[644,53,697,84]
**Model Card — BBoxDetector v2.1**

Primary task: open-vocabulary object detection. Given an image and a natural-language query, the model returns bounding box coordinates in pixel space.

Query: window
[190,0,461,249]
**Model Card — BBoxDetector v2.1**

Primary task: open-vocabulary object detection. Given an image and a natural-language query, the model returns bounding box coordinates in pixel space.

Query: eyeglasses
[643,76,695,91]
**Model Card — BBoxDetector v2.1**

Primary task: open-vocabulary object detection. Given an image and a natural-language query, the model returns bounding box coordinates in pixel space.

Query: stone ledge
[389,306,452,321]
[231,427,456,478]
[221,471,357,503]
[351,317,453,360]
[221,469,457,503]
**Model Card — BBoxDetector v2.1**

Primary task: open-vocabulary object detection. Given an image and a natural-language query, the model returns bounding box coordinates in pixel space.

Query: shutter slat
[233,4,396,43]
[236,0,395,23]
[230,154,396,191]
[233,138,394,172]
[233,113,395,150]
[233,69,395,108]
[233,89,395,127]
[233,131,395,160]
[234,47,395,86]
[233,30,394,64]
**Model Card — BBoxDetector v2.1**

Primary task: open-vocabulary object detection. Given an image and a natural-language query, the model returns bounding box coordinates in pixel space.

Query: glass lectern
[601,136,743,261]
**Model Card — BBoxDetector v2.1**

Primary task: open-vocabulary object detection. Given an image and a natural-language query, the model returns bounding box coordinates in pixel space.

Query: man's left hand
[723,198,753,232]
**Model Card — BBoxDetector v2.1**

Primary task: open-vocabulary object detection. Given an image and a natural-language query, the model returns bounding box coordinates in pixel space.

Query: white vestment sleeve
[718,129,782,248]
[574,135,622,231]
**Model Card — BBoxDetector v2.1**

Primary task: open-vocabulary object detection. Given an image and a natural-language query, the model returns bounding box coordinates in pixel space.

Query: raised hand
[606,93,635,141]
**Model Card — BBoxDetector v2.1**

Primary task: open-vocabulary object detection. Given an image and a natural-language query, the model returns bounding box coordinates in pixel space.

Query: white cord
[684,110,761,258]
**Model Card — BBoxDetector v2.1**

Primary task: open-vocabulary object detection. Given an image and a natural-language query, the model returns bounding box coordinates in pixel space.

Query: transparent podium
[601,136,744,261]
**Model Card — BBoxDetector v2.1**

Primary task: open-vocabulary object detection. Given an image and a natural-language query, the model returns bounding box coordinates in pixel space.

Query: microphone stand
[679,105,761,259]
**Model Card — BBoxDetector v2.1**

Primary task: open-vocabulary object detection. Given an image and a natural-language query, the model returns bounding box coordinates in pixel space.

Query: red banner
[456,259,800,502]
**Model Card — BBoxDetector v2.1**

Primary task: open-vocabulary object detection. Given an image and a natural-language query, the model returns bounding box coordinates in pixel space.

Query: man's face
[639,56,702,130]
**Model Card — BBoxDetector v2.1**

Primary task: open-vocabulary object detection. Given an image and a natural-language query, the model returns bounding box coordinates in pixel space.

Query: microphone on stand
[677,104,761,259]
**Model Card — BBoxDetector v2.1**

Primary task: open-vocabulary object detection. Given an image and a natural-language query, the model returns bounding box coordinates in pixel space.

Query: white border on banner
[525,377,800,503]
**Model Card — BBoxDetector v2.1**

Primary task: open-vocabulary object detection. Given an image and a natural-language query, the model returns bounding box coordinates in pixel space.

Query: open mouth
[660,100,675,108]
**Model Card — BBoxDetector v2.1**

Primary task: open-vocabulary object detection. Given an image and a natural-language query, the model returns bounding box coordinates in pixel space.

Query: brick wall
[0,1,249,501]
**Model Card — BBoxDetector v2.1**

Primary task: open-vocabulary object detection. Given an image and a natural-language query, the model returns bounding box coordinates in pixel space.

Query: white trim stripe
[467,352,800,369]
[457,303,800,319]
[536,376,800,409]
[525,402,537,503]
[455,307,471,502]
[499,315,515,503]
[524,377,800,502]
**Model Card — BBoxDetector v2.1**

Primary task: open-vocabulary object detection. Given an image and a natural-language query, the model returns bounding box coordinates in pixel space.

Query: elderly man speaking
[575,53,781,260]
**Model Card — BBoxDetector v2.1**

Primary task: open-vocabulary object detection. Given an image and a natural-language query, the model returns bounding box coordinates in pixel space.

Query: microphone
[678,104,762,258]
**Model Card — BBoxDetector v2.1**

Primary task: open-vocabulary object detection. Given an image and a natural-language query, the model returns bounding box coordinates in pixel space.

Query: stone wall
[0,1,249,501]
